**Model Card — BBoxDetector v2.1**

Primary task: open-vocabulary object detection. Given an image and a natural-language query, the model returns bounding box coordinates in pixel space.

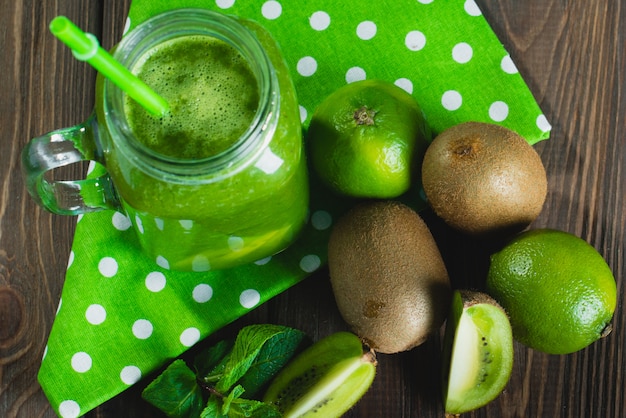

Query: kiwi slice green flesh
[263,331,376,418]
[442,290,513,415]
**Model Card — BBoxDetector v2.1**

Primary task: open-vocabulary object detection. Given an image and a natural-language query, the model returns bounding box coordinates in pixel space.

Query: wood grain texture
[1,0,623,417]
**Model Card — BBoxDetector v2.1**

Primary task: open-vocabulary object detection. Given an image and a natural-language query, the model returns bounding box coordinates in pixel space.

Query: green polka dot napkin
[38,1,550,416]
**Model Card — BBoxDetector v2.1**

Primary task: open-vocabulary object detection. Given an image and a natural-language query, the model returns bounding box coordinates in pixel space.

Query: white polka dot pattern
[297,56,317,77]
[261,1,282,20]
[132,319,153,340]
[356,21,377,40]
[193,284,213,303]
[58,400,81,418]
[41,2,551,416]
[71,352,92,373]
[239,289,261,309]
[145,271,166,292]
[180,327,201,347]
[310,11,330,31]
[120,365,142,385]
[98,257,118,278]
[85,304,106,325]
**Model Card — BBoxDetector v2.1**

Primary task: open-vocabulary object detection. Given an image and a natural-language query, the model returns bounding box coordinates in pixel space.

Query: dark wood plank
[1,1,102,417]
[1,0,623,417]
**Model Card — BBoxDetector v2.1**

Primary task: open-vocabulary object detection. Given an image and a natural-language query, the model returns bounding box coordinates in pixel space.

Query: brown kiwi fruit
[328,200,451,354]
[421,122,547,236]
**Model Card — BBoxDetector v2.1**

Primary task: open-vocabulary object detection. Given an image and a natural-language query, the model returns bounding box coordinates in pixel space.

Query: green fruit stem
[353,106,376,126]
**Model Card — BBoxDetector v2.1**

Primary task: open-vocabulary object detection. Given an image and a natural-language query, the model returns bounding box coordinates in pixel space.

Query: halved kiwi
[442,290,514,415]
[263,331,376,418]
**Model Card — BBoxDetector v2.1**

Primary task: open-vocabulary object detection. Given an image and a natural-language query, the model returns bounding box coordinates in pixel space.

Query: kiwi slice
[442,290,513,415]
[263,331,376,418]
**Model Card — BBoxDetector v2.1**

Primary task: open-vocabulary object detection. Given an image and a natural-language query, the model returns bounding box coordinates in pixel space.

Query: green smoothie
[125,35,260,159]
[99,14,308,271]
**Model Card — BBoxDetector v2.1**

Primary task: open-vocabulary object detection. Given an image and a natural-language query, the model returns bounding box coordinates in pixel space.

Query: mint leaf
[194,339,234,383]
[215,324,304,394]
[143,324,302,418]
[229,398,283,418]
[237,327,305,398]
[221,384,246,415]
[142,359,204,418]
[201,395,282,418]
[200,395,227,418]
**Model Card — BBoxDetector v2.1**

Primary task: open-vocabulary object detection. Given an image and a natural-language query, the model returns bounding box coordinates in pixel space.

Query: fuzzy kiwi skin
[421,122,547,236]
[328,201,451,354]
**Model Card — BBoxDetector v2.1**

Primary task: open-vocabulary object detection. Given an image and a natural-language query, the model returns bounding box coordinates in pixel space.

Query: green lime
[307,79,431,198]
[486,229,617,354]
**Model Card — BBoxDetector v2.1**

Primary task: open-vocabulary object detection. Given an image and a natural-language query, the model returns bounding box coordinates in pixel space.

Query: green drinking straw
[49,16,170,117]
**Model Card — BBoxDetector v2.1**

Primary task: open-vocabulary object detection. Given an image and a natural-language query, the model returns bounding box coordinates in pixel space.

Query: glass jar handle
[22,113,121,215]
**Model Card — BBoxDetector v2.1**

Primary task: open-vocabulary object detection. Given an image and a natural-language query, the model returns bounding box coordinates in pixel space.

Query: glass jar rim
[103,8,278,179]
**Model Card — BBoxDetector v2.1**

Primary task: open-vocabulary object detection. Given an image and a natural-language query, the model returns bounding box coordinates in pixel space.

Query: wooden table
[2,1,624,417]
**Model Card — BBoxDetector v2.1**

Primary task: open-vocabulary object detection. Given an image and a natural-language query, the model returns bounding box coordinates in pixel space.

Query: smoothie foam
[125,35,260,159]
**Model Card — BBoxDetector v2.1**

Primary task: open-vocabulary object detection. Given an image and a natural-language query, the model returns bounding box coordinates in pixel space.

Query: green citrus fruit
[486,229,617,354]
[307,79,431,198]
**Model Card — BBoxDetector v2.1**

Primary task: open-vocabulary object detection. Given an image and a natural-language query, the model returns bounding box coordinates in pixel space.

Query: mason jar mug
[22,9,309,272]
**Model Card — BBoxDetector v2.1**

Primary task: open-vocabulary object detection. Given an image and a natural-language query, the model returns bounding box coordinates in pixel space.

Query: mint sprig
[142,359,205,418]
[142,324,305,418]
